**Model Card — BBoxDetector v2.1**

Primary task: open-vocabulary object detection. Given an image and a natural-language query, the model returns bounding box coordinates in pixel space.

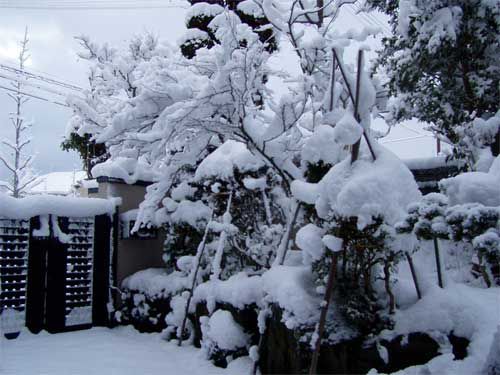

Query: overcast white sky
[0,4,188,180]
[0,4,438,182]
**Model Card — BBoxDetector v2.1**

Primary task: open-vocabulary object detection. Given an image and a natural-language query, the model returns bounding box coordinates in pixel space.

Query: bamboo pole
[406,252,422,299]
[433,237,444,288]
[177,216,212,346]
[308,253,339,375]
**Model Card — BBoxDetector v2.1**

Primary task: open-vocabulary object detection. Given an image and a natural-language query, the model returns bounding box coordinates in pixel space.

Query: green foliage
[372,0,500,157]
[312,214,397,334]
[446,204,500,241]
[61,133,107,178]
[163,222,204,271]
[398,193,449,240]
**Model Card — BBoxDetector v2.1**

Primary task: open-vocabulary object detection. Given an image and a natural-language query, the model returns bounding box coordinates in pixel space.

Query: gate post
[44,215,67,333]
[26,215,48,334]
[92,214,112,326]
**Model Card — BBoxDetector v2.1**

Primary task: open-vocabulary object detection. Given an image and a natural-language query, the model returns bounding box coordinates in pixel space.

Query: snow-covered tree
[180,0,277,59]
[0,28,39,197]
[64,33,163,177]
[370,0,500,166]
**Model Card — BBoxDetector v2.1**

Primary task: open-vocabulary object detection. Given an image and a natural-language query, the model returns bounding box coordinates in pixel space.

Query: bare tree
[0,27,39,197]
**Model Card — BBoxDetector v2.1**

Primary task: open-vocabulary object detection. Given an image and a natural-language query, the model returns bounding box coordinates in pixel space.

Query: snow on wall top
[0,192,117,218]
[403,155,461,170]
[439,156,500,206]
[194,140,265,181]
[91,156,158,184]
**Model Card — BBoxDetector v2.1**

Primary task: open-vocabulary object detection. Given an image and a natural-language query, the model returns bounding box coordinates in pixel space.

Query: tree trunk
[383,261,395,314]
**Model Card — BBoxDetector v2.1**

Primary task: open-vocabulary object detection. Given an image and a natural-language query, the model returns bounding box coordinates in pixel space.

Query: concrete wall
[89,181,165,289]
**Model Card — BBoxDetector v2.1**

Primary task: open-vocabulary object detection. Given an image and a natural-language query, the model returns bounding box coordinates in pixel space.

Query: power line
[0,83,69,107]
[0,72,83,99]
[0,0,188,10]
[0,57,82,85]
[0,64,84,92]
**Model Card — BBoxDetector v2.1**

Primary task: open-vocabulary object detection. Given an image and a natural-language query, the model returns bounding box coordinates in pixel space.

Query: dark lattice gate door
[0,218,30,338]
[63,217,95,328]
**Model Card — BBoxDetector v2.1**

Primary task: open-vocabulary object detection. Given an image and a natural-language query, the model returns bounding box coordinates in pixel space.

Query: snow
[290,180,319,205]
[403,156,460,170]
[185,3,224,22]
[380,283,500,374]
[91,156,158,184]
[301,125,346,165]
[205,310,249,351]
[295,223,325,262]
[0,192,117,218]
[439,164,500,206]
[30,171,87,196]
[333,112,364,145]
[261,265,319,329]
[170,200,212,228]
[242,177,267,191]
[194,140,265,181]
[193,272,264,310]
[0,327,249,375]
[314,146,422,228]
[322,234,343,253]
[121,268,189,298]
[237,0,264,18]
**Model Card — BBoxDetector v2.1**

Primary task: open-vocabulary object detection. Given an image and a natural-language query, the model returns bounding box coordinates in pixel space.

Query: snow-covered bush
[397,193,449,288]
[117,268,189,332]
[199,309,251,367]
[446,204,500,286]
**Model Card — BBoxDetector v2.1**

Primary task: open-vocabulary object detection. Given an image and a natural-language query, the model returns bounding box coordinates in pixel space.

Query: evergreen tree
[370,0,500,162]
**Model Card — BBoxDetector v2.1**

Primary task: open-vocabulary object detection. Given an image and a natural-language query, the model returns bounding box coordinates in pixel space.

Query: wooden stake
[309,253,338,375]
[351,50,363,164]
[177,216,212,346]
[433,237,444,288]
[406,252,422,299]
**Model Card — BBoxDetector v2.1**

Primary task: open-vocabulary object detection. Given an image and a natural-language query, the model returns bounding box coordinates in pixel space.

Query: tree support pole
[178,216,212,346]
[406,253,422,299]
[433,237,444,288]
[309,253,338,375]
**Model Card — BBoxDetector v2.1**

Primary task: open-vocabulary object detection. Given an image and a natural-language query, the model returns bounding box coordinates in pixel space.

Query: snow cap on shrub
[315,146,421,228]
[205,310,249,351]
[194,140,265,181]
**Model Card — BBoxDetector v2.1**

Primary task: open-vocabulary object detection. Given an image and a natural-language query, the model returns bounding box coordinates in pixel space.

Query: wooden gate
[1,214,113,337]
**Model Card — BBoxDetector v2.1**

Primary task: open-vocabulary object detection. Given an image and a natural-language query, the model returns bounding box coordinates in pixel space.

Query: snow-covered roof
[30,171,87,196]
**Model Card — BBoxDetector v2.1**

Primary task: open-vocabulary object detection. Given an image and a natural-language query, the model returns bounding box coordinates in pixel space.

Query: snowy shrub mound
[315,146,421,227]
[203,310,250,351]
[118,268,190,332]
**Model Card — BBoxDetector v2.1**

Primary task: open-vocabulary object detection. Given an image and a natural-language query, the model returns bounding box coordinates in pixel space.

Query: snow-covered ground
[0,326,251,375]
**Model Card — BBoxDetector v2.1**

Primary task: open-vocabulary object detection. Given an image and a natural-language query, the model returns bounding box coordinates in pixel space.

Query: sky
[0,3,439,183]
[0,3,189,181]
